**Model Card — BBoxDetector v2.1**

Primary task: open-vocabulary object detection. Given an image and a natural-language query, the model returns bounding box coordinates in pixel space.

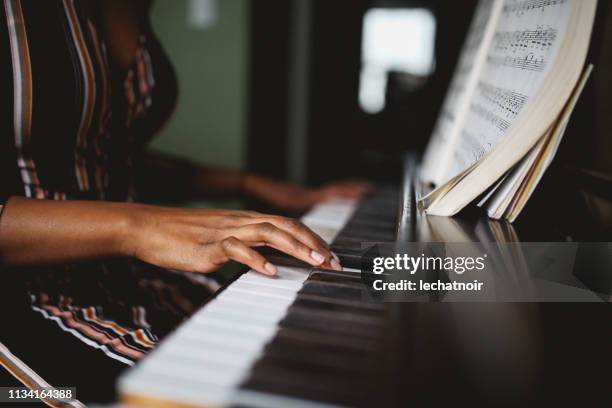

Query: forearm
[0,197,135,267]
[134,151,201,202]
[192,166,245,197]
[0,197,339,275]
[135,151,245,202]
[242,174,306,210]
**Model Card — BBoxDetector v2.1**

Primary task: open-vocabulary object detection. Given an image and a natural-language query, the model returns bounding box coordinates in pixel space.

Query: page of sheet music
[440,0,573,183]
[421,0,501,185]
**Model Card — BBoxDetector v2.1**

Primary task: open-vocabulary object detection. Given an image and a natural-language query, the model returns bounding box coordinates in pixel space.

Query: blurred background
[149,0,478,187]
[148,0,611,199]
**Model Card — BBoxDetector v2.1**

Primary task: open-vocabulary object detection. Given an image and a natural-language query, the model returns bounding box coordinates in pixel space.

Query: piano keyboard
[119,188,399,408]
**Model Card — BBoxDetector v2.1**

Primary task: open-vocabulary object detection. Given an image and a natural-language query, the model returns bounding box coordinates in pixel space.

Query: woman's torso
[0,0,176,203]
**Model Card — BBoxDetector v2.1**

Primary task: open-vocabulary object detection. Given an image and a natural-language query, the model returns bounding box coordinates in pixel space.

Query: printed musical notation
[456,130,493,164]
[488,52,546,72]
[468,82,528,136]
[470,103,511,134]
[431,0,574,183]
[488,26,557,72]
[477,82,527,119]
[494,27,557,53]
[503,0,568,17]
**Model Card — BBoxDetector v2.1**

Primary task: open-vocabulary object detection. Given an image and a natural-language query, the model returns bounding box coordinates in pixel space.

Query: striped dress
[0,0,218,398]
[0,0,179,204]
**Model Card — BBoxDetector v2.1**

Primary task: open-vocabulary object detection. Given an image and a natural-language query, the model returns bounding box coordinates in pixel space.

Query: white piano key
[141,349,251,374]
[216,288,296,306]
[120,371,233,407]
[270,266,311,282]
[211,294,294,313]
[163,333,263,355]
[307,225,340,244]
[238,273,305,290]
[190,315,276,337]
[161,331,264,357]
[230,280,300,298]
[217,292,296,307]
[204,299,289,317]
[203,304,289,325]
[210,295,291,314]
[238,266,310,283]
[302,200,357,230]
[191,312,284,336]
[141,350,253,377]
[168,324,266,351]
[227,287,296,301]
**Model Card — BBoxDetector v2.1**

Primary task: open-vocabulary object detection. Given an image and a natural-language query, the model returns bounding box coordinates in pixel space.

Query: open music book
[419,0,598,222]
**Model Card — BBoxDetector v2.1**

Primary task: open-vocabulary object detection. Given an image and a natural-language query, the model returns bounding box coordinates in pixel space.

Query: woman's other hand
[309,181,373,202]
[244,175,372,212]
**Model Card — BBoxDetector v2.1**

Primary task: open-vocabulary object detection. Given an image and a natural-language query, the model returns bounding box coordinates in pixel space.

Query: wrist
[242,173,254,194]
[112,203,150,258]
[237,172,250,195]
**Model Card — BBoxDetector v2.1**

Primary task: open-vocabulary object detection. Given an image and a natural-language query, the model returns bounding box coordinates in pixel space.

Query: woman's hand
[0,198,340,276]
[308,181,373,203]
[127,207,340,276]
[244,175,372,211]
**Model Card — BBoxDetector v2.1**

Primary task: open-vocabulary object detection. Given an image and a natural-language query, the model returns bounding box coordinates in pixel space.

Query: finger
[232,222,335,268]
[261,216,333,254]
[203,236,277,276]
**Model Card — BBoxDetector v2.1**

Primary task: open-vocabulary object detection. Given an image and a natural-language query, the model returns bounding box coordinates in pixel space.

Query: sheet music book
[420,0,598,222]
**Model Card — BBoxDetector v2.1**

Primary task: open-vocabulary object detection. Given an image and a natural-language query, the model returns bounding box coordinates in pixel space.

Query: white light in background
[188,0,218,29]
[359,8,436,114]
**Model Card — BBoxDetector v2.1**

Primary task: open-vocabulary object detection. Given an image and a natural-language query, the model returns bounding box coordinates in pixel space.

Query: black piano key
[242,364,365,407]
[299,281,375,303]
[274,327,379,354]
[331,238,367,255]
[343,218,397,230]
[292,294,385,315]
[279,307,384,339]
[309,270,389,285]
[337,254,363,269]
[308,270,364,284]
[260,340,373,375]
[237,186,399,407]
[335,228,395,240]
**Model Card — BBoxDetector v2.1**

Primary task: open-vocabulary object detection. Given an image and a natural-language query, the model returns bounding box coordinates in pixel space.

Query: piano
[118,156,612,408]
[118,185,394,408]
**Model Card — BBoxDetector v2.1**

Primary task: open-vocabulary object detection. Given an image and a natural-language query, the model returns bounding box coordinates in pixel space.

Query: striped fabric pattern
[30,293,157,366]
[0,0,168,205]
[4,0,40,199]
[0,0,186,402]
[21,262,221,366]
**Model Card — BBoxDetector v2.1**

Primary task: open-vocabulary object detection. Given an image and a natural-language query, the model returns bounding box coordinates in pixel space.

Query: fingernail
[331,252,340,263]
[331,259,342,271]
[264,262,277,275]
[310,250,325,265]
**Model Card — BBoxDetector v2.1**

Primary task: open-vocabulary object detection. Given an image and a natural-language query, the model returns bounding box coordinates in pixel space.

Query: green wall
[150,0,249,170]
